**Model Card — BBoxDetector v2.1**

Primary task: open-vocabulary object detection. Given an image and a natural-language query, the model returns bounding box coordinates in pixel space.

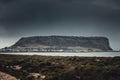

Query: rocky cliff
[8,36,112,52]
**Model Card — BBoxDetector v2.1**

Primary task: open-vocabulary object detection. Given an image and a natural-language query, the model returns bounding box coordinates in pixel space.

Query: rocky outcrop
[3,36,112,52]
[0,71,18,80]
[27,73,46,80]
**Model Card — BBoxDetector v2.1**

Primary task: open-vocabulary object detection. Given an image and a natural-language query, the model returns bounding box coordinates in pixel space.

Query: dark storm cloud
[0,0,120,49]
[0,0,120,33]
[0,0,119,26]
[0,0,14,4]
[0,0,120,22]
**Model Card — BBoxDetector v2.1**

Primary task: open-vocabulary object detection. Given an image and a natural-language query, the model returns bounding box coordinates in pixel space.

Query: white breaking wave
[0,52,120,57]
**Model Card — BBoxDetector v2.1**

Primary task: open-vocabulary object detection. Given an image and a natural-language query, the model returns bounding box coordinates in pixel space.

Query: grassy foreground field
[0,54,120,80]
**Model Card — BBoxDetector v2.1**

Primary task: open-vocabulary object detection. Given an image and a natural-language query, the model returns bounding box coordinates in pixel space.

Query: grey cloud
[92,0,120,10]
[0,0,120,49]
[0,0,120,28]
[0,0,120,26]
[0,0,14,4]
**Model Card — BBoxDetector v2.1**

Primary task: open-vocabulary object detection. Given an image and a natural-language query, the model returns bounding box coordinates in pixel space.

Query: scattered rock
[95,59,101,62]
[6,65,22,71]
[65,66,76,73]
[27,73,46,80]
[0,71,18,80]
[12,65,22,70]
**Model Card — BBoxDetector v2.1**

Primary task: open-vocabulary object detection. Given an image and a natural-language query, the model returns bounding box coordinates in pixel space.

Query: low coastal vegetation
[0,54,120,80]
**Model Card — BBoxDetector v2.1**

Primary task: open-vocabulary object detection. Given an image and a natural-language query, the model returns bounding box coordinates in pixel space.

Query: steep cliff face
[11,36,112,51]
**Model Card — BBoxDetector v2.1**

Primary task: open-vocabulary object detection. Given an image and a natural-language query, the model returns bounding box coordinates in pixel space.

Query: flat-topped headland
[0,36,112,52]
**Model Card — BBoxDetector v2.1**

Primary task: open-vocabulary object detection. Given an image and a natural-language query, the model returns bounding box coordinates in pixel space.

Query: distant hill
[1,36,112,52]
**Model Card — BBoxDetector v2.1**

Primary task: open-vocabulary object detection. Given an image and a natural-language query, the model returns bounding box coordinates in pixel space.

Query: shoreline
[0,52,120,57]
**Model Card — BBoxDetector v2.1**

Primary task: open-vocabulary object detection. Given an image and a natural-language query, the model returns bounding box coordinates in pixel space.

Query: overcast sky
[0,0,120,50]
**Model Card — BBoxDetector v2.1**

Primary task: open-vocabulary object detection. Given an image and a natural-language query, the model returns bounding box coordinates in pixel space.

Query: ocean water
[0,52,120,57]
